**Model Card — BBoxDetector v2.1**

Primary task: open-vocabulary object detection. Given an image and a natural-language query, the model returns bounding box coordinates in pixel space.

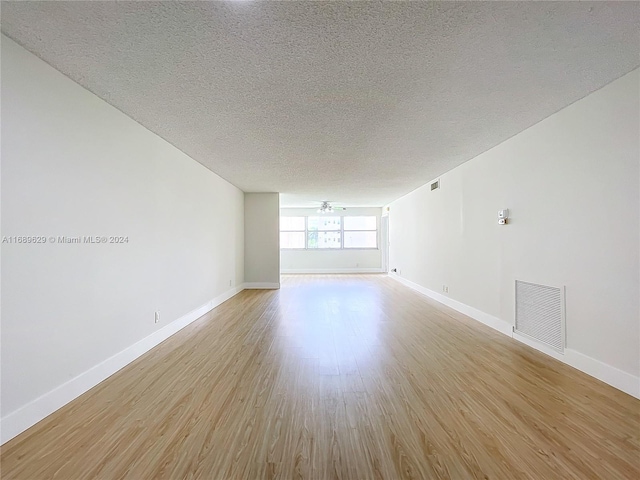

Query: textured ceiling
[2,1,639,207]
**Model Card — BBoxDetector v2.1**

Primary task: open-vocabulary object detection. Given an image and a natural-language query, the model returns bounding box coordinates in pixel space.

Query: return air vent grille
[515,281,565,352]
[431,180,439,191]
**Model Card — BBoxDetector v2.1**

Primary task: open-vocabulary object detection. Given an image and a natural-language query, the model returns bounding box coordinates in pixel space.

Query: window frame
[280,215,378,250]
[343,216,378,249]
[279,216,306,249]
[306,216,342,250]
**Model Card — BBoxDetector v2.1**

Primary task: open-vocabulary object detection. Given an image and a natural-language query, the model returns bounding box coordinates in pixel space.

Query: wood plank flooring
[1,274,639,479]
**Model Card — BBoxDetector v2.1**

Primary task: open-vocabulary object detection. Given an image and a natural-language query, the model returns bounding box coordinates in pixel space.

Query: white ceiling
[2,1,638,207]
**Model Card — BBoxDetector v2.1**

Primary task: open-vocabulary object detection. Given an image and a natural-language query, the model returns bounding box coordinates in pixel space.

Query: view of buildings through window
[280,216,377,249]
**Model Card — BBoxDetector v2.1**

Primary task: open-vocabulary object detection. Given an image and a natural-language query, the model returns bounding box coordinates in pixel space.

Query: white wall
[244,193,280,287]
[1,36,245,440]
[280,207,382,273]
[389,69,639,393]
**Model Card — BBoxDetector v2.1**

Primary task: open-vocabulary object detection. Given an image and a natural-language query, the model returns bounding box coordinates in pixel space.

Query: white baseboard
[390,273,640,399]
[564,348,640,398]
[389,274,512,336]
[511,330,564,359]
[0,284,245,445]
[243,282,280,289]
[281,268,384,274]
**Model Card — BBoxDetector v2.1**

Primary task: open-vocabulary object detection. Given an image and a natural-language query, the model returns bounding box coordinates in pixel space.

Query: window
[307,216,341,249]
[280,215,377,249]
[280,216,305,249]
[344,216,377,248]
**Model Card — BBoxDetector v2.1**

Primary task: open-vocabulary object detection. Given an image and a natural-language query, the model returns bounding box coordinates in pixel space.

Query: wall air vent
[431,180,440,191]
[515,280,565,352]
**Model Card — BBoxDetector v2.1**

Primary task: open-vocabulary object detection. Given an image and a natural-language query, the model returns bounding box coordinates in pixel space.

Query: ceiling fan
[316,201,345,213]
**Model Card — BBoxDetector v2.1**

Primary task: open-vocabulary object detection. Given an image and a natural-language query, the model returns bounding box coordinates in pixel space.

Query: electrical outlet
[229,279,232,286]
[154,311,160,323]
[443,285,449,293]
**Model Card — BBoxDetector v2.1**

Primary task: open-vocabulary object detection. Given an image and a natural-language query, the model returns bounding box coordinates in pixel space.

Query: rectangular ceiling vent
[515,280,565,352]
[431,180,440,191]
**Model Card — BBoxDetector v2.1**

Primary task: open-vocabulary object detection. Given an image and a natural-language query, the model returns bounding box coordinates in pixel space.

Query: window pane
[307,231,341,248]
[280,232,305,249]
[280,216,305,231]
[307,216,341,231]
[344,216,376,230]
[344,231,377,248]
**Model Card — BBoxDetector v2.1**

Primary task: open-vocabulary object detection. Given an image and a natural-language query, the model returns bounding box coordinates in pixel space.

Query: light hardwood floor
[1,274,639,479]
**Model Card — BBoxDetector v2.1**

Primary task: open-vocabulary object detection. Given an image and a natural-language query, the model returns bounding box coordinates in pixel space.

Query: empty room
[1,1,639,479]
